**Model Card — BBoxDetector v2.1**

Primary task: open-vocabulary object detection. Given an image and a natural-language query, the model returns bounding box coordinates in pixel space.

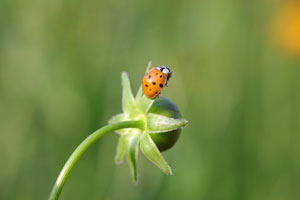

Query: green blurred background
[1,0,300,199]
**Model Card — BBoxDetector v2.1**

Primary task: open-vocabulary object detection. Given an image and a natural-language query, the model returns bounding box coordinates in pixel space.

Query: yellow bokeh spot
[270,0,300,57]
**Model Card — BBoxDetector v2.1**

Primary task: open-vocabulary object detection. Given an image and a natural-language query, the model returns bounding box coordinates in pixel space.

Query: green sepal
[140,133,172,175]
[108,113,130,134]
[114,134,127,164]
[147,113,188,133]
[138,96,154,114]
[126,132,140,183]
[122,72,137,116]
[108,113,127,124]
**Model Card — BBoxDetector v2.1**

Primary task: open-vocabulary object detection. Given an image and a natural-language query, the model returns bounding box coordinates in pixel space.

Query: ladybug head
[156,66,173,81]
[156,66,171,74]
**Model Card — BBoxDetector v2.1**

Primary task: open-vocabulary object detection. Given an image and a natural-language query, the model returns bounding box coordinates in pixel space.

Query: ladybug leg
[165,80,169,87]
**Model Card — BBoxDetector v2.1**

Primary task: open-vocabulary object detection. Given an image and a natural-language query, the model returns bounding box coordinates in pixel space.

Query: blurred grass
[0,0,300,199]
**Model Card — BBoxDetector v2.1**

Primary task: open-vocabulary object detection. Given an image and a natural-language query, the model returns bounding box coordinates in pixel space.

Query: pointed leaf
[115,135,127,164]
[138,96,154,114]
[136,61,152,102]
[126,133,140,183]
[140,133,172,175]
[147,113,188,133]
[122,72,136,115]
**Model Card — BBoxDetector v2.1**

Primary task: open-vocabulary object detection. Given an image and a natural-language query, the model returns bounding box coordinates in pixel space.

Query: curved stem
[49,120,144,200]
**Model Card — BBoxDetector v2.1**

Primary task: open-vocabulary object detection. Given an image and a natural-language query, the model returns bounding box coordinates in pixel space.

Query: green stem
[49,120,144,200]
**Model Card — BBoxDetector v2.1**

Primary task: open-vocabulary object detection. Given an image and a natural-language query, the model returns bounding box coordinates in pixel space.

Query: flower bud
[147,96,183,151]
[110,62,188,182]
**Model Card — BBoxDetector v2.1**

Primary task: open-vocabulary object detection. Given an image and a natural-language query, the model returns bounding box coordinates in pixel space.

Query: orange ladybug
[142,66,173,99]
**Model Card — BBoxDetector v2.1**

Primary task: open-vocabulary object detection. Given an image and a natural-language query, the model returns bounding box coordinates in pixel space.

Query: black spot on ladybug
[145,84,148,87]
[155,92,158,94]
[152,81,156,85]
[159,84,163,88]
[160,75,162,78]
[148,75,151,79]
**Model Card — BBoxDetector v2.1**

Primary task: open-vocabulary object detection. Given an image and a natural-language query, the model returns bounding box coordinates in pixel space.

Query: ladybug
[142,66,173,99]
